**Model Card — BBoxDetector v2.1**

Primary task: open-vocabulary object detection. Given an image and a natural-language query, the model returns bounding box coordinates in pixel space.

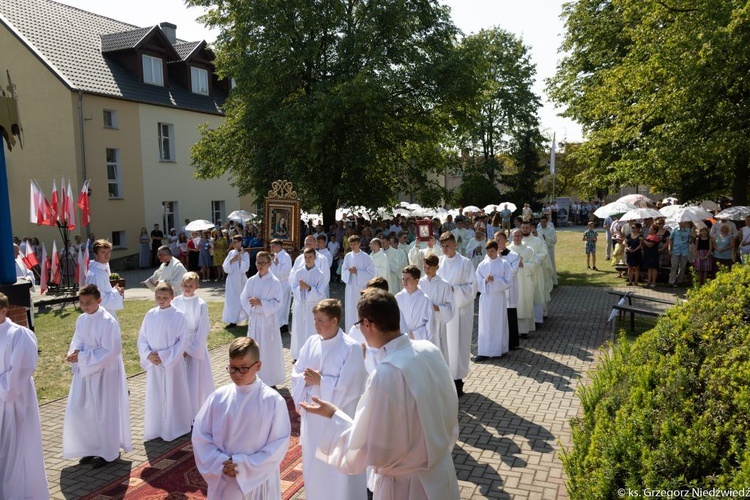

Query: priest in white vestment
[172,273,215,418]
[290,248,326,360]
[341,235,376,331]
[0,293,49,499]
[192,337,291,500]
[222,236,250,326]
[437,232,476,397]
[270,239,293,329]
[419,254,454,363]
[291,299,368,500]
[536,215,558,286]
[86,239,123,321]
[395,265,433,342]
[63,284,131,466]
[385,236,407,294]
[474,241,512,359]
[520,221,551,323]
[407,236,443,273]
[370,238,391,282]
[450,220,474,257]
[509,230,537,335]
[142,246,187,291]
[241,252,286,387]
[464,226,488,269]
[137,282,193,442]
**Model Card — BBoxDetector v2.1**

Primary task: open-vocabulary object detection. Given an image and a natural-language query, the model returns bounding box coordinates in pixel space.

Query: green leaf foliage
[564,264,750,497]
[548,0,750,204]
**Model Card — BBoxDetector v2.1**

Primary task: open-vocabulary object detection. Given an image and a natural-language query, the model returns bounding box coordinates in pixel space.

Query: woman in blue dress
[198,231,213,281]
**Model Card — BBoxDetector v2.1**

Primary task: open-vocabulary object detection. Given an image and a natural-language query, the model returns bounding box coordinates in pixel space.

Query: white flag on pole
[550,133,556,175]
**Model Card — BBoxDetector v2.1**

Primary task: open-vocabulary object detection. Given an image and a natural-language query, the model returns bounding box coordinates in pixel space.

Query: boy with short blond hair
[342,235,376,330]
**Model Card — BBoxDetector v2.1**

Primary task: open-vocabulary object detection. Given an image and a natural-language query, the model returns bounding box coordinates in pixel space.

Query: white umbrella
[398,201,411,208]
[184,219,215,232]
[715,206,750,220]
[618,208,664,222]
[393,208,411,217]
[405,203,422,211]
[658,204,683,217]
[616,194,654,207]
[498,202,517,212]
[462,205,481,214]
[483,204,499,213]
[227,210,256,224]
[667,206,713,223]
[661,196,679,205]
[593,201,637,218]
[699,200,720,212]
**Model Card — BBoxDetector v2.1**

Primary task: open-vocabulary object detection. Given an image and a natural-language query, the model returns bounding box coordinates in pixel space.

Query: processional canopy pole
[0,70,23,285]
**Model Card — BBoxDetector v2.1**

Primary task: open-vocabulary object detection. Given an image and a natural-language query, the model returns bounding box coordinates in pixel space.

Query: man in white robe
[450,219,474,257]
[370,238,391,282]
[509,230,537,336]
[341,235,376,331]
[291,299,368,500]
[464,226,487,269]
[300,289,460,500]
[437,231,476,397]
[63,284,132,467]
[395,265,433,342]
[407,236,443,273]
[496,231,521,349]
[142,246,187,291]
[172,273,215,419]
[0,293,49,499]
[222,236,250,327]
[137,282,193,442]
[521,221,551,323]
[419,254,454,363]
[192,337,291,499]
[241,252,286,387]
[385,235,408,294]
[536,215,558,286]
[270,239,292,330]
[86,239,123,321]
[474,241,512,360]
[290,248,326,360]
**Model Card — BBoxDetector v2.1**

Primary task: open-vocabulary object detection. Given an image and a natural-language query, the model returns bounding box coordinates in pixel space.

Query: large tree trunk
[322,198,338,229]
[733,150,749,206]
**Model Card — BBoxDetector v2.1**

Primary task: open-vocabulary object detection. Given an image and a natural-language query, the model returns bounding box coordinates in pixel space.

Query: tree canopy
[548,0,750,204]
[188,0,472,224]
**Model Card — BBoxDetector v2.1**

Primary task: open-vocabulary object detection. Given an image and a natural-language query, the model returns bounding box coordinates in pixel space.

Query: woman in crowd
[624,223,643,286]
[712,223,734,270]
[212,229,229,281]
[187,232,201,272]
[168,229,179,259]
[655,217,672,269]
[641,224,661,287]
[138,227,150,268]
[198,231,213,282]
[692,226,713,285]
[177,232,189,267]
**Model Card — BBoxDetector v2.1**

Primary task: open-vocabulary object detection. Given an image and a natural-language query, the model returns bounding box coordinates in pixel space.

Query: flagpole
[0,140,15,284]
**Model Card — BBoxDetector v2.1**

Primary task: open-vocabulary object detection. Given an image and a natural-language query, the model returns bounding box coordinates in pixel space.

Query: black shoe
[454,379,464,397]
[89,456,114,469]
[473,355,489,362]
[280,324,289,334]
[593,266,599,271]
[225,323,237,329]
[79,456,96,464]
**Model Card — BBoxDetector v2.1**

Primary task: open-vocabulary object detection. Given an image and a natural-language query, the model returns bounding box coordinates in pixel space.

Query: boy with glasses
[192,337,291,499]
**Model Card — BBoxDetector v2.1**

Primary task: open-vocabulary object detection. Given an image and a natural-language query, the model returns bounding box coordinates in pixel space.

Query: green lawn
[34,300,244,404]
[554,229,623,287]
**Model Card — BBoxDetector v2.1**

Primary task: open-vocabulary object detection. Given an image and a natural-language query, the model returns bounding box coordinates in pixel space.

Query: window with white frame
[162,201,178,234]
[103,109,118,129]
[106,148,122,198]
[158,123,175,161]
[211,200,225,224]
[191,67,209,95]
[143,54,164,86]
[111,230,126,248]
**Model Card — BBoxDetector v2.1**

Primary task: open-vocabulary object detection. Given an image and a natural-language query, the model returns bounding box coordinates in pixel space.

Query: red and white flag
[50,240,61,285]
[29,181,45,225]
[65,180,76,229]
[76,179,90,227]
[22,240,39,269]
[50,179,59,222]
[40,243,49,295]
[76,244,89,286]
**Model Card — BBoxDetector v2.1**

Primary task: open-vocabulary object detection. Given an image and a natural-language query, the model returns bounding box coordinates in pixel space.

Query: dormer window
[191,67,209,95]
[143,54,164,86]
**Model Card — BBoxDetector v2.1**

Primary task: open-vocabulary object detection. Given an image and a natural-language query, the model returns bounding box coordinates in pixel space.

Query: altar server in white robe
[419,254,454,363]
[369,238,391,282]
[301,289,460,500]
[520,221,551,323]
[437,231,476,397]
[137,282,193,441]
[192,337,291,500]
[291,299,368,500]
[407,236,443,273]
[270,239,292,329]
[536,215,558,286]
[474,241,512,360]
[241,251,286,387]
[341,235,376,331]
[172,272,215,418]
[509,230,537,335]
[0,292,49,499]
[85,239,123,321]
[290,248,326,360]
[496,231,522,349]
[63,284,131,467]
[385,235,408,294]
[395,265,433,342]
[290,235,331,299]
[222,235,250,327]
[451,219,474,257]
[347,276,390,375]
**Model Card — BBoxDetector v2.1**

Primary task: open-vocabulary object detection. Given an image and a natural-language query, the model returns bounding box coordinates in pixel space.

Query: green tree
[502,128,546,210]
[454,28,541,184]
[452,174,501,208]
[188,0,468,224]
[548,0,750,204]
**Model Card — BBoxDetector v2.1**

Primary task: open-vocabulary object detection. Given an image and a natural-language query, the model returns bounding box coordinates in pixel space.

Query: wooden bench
[607,291,677,338]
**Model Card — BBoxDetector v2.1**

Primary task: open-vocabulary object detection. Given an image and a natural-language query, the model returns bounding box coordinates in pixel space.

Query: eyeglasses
[226,362,259,374]
[353,318,370,327]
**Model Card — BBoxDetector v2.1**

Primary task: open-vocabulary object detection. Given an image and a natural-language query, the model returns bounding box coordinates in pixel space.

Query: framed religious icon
[264,180,301,253]
[416,218,433,242]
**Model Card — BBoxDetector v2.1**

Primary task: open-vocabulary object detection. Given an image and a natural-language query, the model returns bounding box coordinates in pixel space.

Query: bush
[564,264,750,497]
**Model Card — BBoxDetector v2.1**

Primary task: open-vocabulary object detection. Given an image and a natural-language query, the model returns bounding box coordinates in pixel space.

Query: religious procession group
[2,208,559,500]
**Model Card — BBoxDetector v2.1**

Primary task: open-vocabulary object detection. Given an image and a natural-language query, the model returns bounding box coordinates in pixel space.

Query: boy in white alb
[63,284,131,468]
[395,265,433,342]
[369,238,391,282]
[172,272,215,418]
[137,282,192,441]
[419,254,454,363]
[222,235,250,327]
[474,240,512,360]
[0,292,49,499]
[341,235,376,330]
[192,337,291,499]
[85,239,123,321]
[291,299,368,499]
[290,248,326,360]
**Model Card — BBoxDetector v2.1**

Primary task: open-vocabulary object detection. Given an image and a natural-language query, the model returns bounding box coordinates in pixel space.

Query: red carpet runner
[81,393,303,499]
